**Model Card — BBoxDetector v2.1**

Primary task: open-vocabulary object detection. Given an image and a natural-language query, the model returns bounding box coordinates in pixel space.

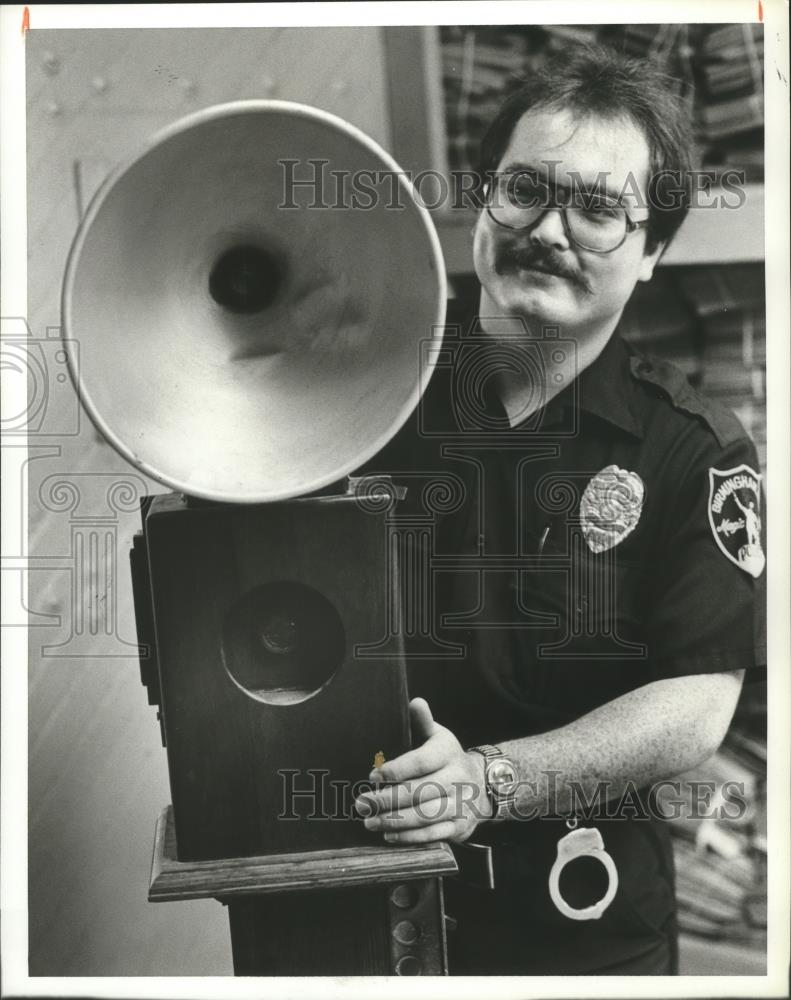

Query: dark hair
[477,46,696,252]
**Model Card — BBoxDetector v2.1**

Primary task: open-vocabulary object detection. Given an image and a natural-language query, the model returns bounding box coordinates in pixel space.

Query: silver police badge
[580,465,645,553]
[708,464,765,578]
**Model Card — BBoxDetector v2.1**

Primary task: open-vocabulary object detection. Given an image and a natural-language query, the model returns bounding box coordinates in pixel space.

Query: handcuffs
[548,818,619,921]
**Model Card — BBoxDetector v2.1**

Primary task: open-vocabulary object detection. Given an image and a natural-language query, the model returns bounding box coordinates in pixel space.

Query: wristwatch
[468,744,518,820]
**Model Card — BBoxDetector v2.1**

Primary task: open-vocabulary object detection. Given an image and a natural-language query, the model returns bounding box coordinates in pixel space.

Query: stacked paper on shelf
[437,24,764,178]
[541,25,599,46]
[672,264,766,462]
[702,23,764,55]
[440,27,539,172]
[664,741,767,945]
[700,94,764,142]
[440,24,764,179]
[699,24,764,172]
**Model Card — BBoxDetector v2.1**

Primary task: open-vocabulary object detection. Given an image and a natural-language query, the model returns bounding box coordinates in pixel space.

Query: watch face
[487,758,518,796]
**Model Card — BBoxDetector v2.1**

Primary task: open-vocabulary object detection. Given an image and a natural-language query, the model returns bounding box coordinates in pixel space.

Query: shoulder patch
[708,464,765,578]
[629,355,746,449]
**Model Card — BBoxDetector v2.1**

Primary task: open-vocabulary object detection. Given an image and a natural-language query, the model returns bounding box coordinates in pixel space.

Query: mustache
[494,243,593,294]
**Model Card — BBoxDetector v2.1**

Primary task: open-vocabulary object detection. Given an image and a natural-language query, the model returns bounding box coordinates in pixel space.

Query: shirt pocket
[510,528,651,714]
[516,527,647,658]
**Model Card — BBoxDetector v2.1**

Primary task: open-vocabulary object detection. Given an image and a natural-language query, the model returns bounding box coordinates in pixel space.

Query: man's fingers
[366,797,458,831]
[372,737,450,784]
[356,775,447,816]
[409,697,439,744]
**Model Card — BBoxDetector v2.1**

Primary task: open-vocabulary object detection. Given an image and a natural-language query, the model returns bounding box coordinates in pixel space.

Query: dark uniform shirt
[363,299,766,974]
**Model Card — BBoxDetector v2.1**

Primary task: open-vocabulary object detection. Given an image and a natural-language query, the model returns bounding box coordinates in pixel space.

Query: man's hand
[354,698,492,844]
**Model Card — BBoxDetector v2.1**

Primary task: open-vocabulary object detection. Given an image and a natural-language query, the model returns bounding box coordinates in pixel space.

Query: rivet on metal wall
[42,51,60,75]
[395,954,422,975]
[331,79,349,96]
[390,883,419,909]
[91,76,109,95]
[177,77,197,98]
[45,101,62,117]
[259,75,277,97]
[393,920,420,946]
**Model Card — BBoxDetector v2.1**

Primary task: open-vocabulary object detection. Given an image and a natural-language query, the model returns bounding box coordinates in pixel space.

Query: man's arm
[355,670,744,844]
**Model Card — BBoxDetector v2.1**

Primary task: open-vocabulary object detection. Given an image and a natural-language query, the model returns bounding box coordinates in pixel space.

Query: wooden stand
[149,806,458,975]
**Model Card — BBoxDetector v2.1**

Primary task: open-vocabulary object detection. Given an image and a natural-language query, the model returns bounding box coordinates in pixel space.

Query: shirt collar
[542,331,643,440]
[455,297,644,440]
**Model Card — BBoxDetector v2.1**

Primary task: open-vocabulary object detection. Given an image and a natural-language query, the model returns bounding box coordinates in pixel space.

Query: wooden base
[149,806,457,901]
[149,806,457,975]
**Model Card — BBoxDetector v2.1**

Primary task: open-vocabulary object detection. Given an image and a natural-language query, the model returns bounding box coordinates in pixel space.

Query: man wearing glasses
[356,47,765,975]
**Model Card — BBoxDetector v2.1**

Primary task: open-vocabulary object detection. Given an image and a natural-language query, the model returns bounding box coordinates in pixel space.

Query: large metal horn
[62,101,446,502]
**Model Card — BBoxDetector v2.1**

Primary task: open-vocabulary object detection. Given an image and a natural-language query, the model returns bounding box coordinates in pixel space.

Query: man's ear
[637,240,666,283]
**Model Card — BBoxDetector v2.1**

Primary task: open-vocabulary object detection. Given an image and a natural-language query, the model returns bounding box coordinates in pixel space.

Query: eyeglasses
[484,173,649,254]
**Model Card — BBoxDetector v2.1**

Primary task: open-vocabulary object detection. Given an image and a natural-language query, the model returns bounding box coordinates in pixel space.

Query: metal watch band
[468,744,517,820]
[469,743,501,761]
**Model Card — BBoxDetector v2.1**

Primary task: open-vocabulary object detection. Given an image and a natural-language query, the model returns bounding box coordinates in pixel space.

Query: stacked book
[439,25,598,175]
[698,24,764,179]
[438,25,764,182]
[667,755,766,944]
[674,263,766,471]
[618,22,698,100]
[699,24,763,105]
[440,26,536,174]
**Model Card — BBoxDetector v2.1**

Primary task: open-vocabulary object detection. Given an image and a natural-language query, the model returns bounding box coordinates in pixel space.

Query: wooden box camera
[132,492,411,862]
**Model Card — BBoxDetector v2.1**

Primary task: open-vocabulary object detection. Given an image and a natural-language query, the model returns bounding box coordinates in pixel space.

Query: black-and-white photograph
[1,2,788,995]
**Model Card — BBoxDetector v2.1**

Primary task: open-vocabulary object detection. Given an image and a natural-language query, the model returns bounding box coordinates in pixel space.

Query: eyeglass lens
[489,174,629,251]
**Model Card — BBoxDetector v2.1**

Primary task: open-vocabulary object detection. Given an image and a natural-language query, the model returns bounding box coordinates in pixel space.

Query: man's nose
[528,207,570,251]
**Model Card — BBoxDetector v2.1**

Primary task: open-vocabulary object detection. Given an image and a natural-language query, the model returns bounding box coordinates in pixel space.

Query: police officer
[355,47,766,974]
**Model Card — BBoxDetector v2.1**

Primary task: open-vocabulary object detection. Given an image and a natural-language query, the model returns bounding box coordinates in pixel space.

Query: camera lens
[222,581,345,705]
[258,614,298,655]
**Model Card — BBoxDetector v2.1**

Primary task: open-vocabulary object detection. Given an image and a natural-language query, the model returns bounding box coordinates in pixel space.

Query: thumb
[409,697,439,744]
